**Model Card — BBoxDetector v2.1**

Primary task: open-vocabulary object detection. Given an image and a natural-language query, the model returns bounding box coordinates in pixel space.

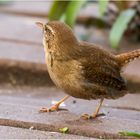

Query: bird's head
[36,21,79,54]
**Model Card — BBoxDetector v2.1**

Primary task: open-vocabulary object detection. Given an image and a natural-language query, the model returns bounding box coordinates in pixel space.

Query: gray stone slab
[0,14,46,63]
[0,86,140,112]
[0,93,140,121]
[0,87,139,138]
[0,41,44,63]
[0,99,139,139]
[0,126,95,139]
[0,13,45,44]
[0,1,52,17]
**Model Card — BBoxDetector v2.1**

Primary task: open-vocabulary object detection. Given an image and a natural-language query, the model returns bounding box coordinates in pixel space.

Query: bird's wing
[79,42,126,91]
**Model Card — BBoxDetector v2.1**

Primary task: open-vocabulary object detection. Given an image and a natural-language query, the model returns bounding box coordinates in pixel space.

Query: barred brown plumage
[37,21,139,119]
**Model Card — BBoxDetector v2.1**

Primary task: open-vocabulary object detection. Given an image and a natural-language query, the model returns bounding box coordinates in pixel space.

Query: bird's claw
[81,113,105,120]
[81,114,93,119]
[39,104,59,113]
[39,104,68,113]
[39,107,50,113]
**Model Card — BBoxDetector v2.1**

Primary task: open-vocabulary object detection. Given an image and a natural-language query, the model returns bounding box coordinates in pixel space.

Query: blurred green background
[48,0,140,49]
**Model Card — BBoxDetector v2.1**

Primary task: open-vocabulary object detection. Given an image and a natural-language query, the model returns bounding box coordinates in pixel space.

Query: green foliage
[99,0,109,17]
[59,127,69,133]
[48,1,86,28]
[109,9,136,48]
[48,1,70,21]
[65,0,86,27]
[49,1,137,49]
[119,131,140,138]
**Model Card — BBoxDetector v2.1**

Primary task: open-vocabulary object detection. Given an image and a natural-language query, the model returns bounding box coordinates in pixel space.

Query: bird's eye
[45,28,51,35]
[44,28,53,40]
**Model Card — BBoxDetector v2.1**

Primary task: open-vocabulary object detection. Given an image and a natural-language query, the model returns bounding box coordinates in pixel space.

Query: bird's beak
[35,22,44,29]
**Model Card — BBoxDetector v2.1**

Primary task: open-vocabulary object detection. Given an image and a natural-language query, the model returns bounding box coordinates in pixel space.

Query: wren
[36,21,140,119]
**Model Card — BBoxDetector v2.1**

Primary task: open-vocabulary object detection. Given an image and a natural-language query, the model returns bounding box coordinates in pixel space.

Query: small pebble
[72,100,76,104]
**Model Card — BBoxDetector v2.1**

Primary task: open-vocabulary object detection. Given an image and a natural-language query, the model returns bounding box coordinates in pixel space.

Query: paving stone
[0,13,44,44]
[0,14,46,63]
[0,41,44,63]
[0,94,140,121]
[0,126,95,139]
[0,98,139,139]
[0,86,140,111]
[0,87,139,139]
[0,1,52,17]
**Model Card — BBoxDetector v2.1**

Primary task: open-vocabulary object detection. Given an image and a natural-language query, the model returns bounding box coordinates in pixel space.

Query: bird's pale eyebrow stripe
[45,25,55,35]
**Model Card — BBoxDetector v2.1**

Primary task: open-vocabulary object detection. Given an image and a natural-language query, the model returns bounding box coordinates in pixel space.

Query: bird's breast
[45,52,84,94]
[45,50,60,87]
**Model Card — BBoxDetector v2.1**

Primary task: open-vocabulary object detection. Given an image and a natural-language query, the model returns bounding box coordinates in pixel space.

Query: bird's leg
[39,95,70,112]
[92,98,104,118]
[81,98,104,119]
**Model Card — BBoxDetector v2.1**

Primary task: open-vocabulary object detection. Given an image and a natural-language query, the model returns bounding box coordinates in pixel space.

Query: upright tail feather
[116,49,140,67]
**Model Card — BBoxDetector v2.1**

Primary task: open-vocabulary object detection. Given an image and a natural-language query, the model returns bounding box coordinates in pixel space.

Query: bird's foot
[39,96,69,113]
[81,114,93,119]
[39,103,60,112]
[81,113,105,120]
[39,103,68,113]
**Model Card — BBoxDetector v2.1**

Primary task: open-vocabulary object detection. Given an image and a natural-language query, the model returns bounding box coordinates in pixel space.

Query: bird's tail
[116,49,140,67]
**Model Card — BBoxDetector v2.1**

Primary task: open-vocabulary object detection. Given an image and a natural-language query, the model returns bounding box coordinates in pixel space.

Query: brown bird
[36,21,140,119]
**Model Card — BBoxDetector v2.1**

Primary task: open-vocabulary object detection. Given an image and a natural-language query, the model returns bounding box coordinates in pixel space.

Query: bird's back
[75,42,127,99]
